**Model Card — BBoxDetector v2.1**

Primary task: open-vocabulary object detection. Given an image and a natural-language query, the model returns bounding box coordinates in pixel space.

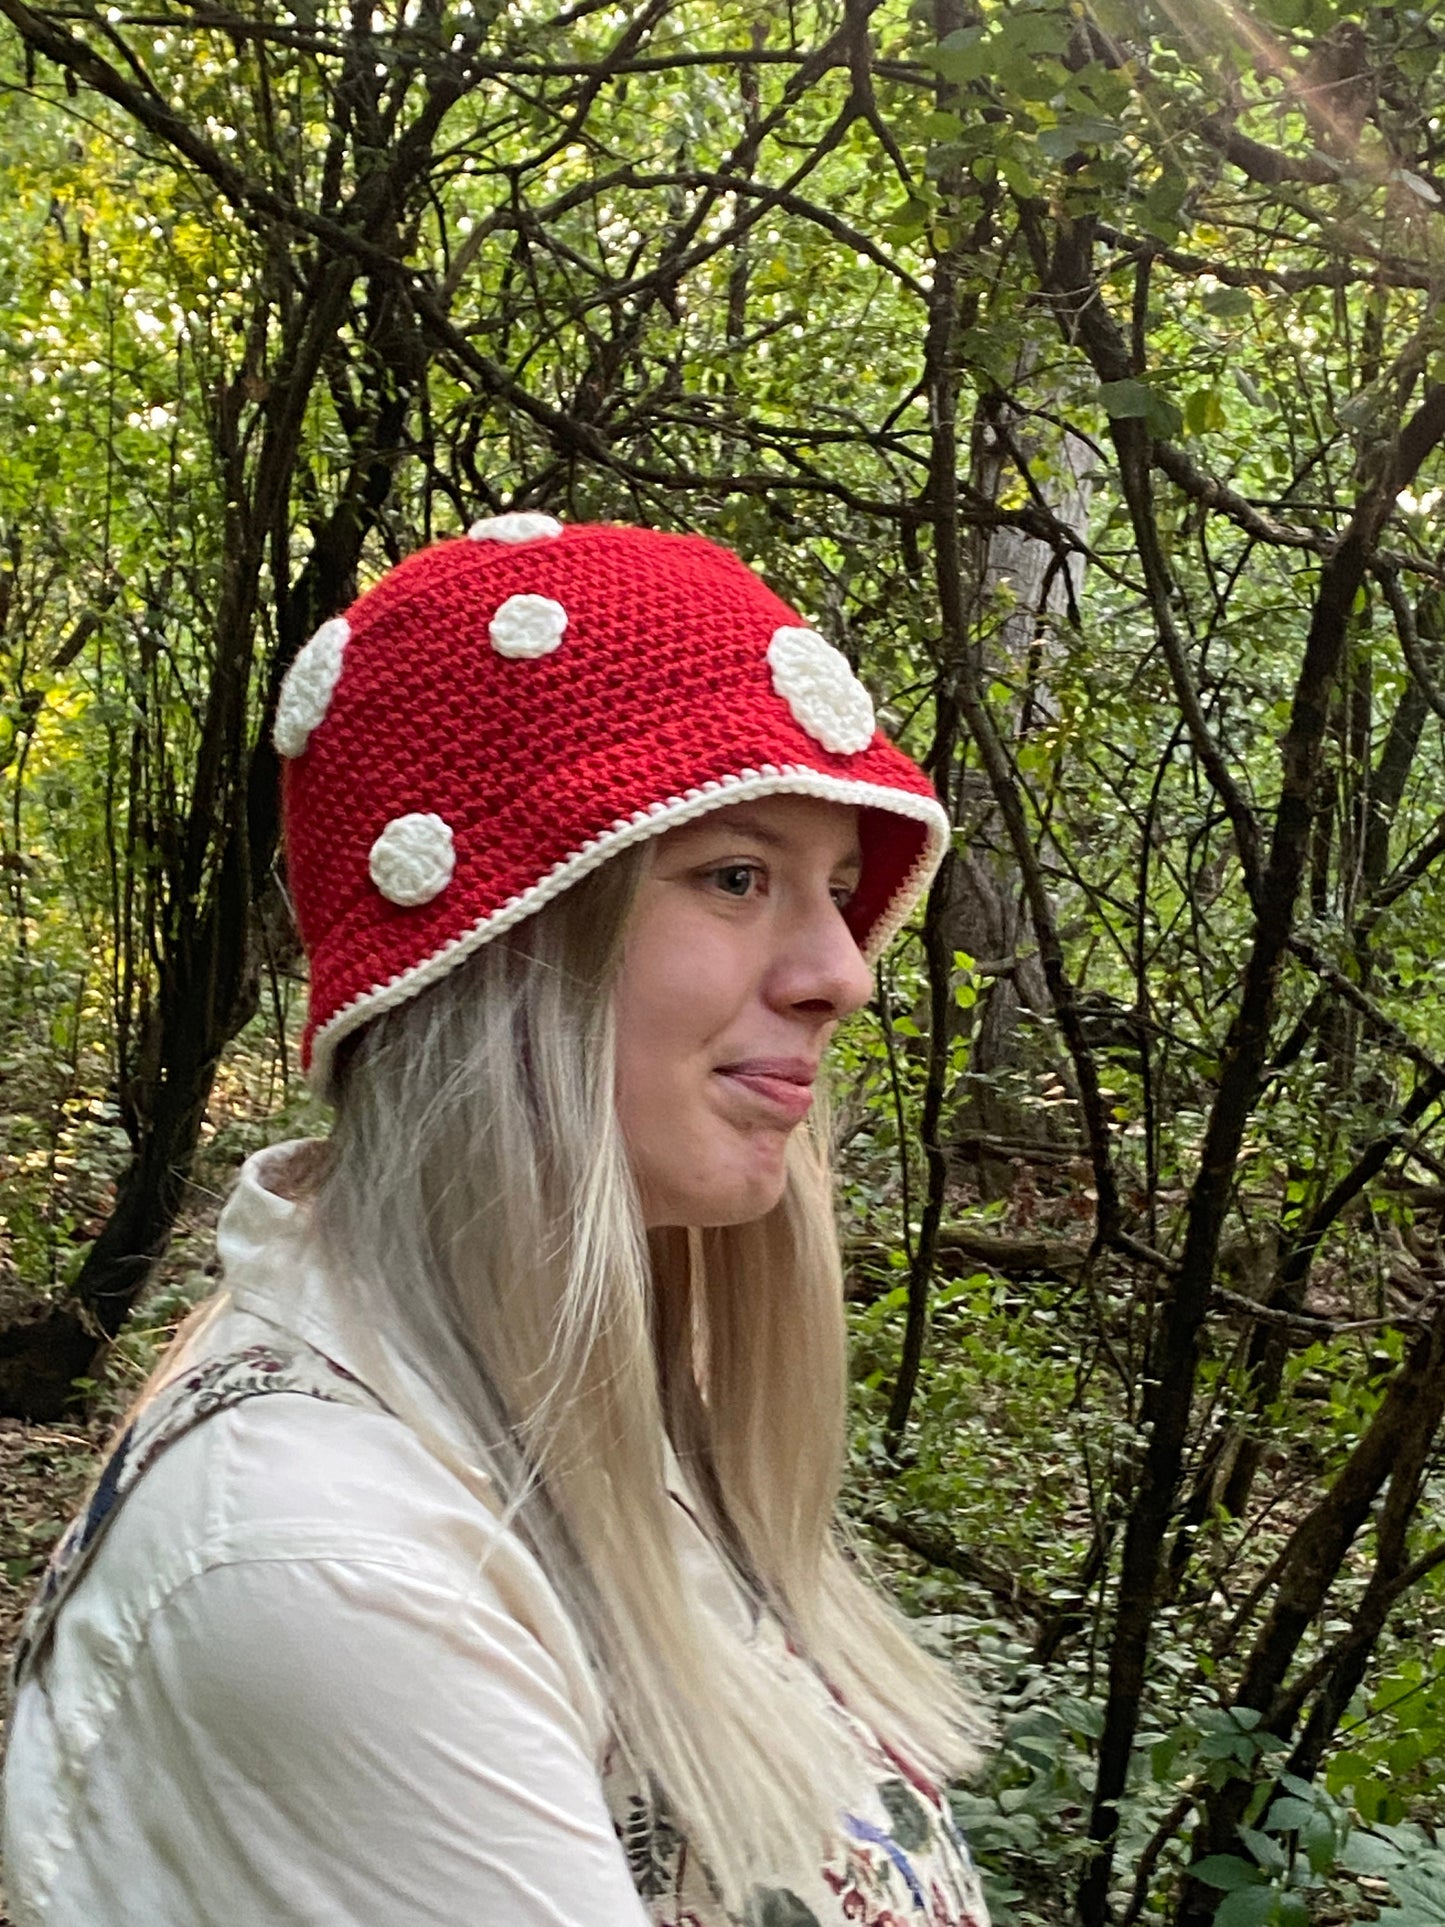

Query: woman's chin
[641,1160,789,1230]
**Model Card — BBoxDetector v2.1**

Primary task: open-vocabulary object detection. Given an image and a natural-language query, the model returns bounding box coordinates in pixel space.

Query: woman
[3,517,989,1925]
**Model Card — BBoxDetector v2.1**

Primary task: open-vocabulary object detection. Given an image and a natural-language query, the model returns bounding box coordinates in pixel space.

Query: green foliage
[1342,1822,1445,1925]
[1326,1649,1445,1828]
[948,1643,1105,1923]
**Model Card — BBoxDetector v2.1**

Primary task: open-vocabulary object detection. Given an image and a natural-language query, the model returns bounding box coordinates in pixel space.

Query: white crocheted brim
[307,767,950,1095]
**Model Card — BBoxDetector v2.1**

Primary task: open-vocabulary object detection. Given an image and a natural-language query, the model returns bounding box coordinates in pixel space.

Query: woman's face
[613,795,874,1228]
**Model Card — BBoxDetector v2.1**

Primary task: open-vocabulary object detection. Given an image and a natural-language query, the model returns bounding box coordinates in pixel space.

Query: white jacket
[3,1143,988,1927]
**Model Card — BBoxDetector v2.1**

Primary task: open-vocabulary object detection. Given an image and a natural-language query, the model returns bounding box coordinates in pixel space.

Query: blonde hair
[309,849,981,1905]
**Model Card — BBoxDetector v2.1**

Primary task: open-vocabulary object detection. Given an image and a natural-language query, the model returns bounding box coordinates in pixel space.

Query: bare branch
[1153,440,1319,550]
[1379,560,1445,726]
[1199,113,1344,187]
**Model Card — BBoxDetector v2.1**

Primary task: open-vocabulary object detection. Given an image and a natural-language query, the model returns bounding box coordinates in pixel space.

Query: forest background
[4,0,1445,1920]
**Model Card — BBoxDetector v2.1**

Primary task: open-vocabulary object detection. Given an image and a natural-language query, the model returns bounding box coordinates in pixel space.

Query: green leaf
[1183,386,1228,436]
[1142,391,1184,440]
[1036,116,1122,157]
[1203,285,1254,319]
[996,152,1039,199]
[1262,1796,1315,1832]
[1276,1774,1319,1801]
[1341,1825,1409,1874]
[923,30,989,83]
[1097,377,1182,439]
[882,198,931,243]
[1141,170,1190,239]
[995,9,1075,59]
[1237,1826,1288,1874]
[1193,1854,1266,1892]
[1388,1868,1445,1913]
[1302,1812,1338,1874]
[1057,1694,1105,1738]
[1098,379,1154,420]
[1337,389,1384,433]
[1214,1887,1280,1927]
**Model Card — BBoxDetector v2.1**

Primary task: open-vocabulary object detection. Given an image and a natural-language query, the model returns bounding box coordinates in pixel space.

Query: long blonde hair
[309,847,981,1904]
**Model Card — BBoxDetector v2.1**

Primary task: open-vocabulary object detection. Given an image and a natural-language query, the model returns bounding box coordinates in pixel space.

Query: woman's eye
[711,863,760,898]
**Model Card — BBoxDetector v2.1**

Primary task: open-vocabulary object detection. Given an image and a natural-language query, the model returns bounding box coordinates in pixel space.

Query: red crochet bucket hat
[276,515,949,1091]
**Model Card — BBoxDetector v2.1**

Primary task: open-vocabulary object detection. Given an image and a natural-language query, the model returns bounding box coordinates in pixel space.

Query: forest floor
[0,1415,106,1668]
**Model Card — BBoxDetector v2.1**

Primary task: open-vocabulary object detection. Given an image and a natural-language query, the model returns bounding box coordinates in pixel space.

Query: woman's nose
[771,899,875,1021]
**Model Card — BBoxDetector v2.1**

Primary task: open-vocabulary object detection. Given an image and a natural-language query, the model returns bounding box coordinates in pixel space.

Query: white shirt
[3,1144,989,1927]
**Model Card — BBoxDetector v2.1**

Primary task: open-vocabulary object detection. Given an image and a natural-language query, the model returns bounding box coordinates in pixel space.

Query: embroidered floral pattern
[747,1891,822,1926]
[612,1730,989,1927]
[620,1792,692,1903]
[608,1626,990,1926]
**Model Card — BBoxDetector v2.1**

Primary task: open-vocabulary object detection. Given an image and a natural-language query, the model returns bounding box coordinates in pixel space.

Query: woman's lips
[715,1059,817,1123]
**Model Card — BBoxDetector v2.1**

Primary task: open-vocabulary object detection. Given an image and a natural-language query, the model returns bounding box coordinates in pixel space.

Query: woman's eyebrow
[671,812,864,874]
[679,811,788,849]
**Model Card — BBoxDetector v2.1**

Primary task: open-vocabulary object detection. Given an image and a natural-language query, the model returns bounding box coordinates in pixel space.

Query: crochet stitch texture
[277,520,949,1089]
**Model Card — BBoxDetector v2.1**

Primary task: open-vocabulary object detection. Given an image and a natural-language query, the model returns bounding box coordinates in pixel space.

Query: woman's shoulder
[6,1333,633,1927]
[42,1319,603,1736]
[123,1365,491,1565]
[107,1342,558,1614]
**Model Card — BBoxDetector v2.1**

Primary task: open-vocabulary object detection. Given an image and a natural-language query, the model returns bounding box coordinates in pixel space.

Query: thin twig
[1378,560,1445,725]
[1120,1790,1200,1927]
[1210,1283,1429,1335]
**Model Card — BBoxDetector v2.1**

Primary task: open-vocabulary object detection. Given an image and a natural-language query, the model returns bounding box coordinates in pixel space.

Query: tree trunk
[948,379,1095,1185]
